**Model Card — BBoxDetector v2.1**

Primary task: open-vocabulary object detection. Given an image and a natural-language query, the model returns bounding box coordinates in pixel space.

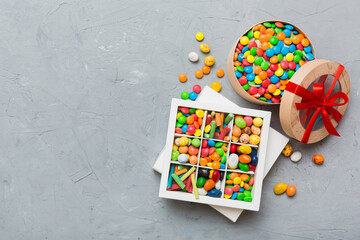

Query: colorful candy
[195,70,203,79]
[202,66,211,74]
[216,69,225,78]
[233,21,314,103]
[204,56,215,66]
[175,107,204,136]
[282,143,293,156]
[196,32,204,41]
[225,172,253,202]
[232,115,262,145]
[286,185,296,197]
[200,44,210,53]
[274,183,288,195]
[313,154,324,164]
[179,74,187,83]
[193,85,201,94]
[211,81,222,92]
[200,139,227,170]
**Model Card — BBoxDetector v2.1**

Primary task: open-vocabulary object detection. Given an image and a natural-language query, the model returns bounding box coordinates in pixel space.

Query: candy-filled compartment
[199,139,229,170]
[174,107,206,137]
[223,171,254,202]
[227,143,258,173]
[230,115,263,145]
[167,164,198,194]
[203,111,234,141]
[196,167,225,198]
[171,136,201,165]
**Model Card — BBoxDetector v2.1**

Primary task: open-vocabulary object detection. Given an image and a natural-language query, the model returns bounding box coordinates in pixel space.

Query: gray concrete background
[0,0,359,239]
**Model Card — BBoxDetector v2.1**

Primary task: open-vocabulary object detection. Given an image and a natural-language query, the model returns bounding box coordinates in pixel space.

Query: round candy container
[227,21,316,105]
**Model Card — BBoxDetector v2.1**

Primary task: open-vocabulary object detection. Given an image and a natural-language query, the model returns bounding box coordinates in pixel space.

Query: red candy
[270,63,278,71]
[258,87,265,95]
[289,61,296,70]
[280,60,288,69]
[230,144,237,153]
[248,86,258,95]
[248,41,257,49]
[262,79,270,88]
[193,85,201,94]
[212,170,220,182]
[239,76,247,85]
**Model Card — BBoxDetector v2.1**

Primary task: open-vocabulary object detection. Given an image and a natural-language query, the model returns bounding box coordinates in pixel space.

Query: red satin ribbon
[285,64,349,143]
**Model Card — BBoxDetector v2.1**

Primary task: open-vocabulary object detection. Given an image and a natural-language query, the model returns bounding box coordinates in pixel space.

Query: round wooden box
[227,20,316,105]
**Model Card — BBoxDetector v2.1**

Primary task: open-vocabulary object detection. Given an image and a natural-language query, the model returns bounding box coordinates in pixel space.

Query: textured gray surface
[0,0,359,239]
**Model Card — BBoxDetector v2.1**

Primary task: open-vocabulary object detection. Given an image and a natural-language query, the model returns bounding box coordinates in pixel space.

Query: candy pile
[199,140,227,169]
[274,183,296,197]
[224,172,254,201]
[233,21,314,103]
[232,115,263,145]
[228,145,258,172]
[204,112,234,140]
[197,168,224,198]
[175,107,204,136]
[172,136,200,165]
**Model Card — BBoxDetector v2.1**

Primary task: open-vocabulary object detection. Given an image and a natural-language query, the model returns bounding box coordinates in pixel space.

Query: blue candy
[231,192,238,200]
[289,44,296,53]
[295,64,300,71]
[207,140,215,147]
[181,124,188,133]
[265,48,274,57]
[276,40,284,49]
[244,66,253,73]
[285,24,294,30]
[273,46,281,55]
[220,163,226,169]
[283,29,291,38]
[280,71,288,80]
[250,148,257,156]
[184,113,190,117]
[246,73,255,81]
[306,53,314,60]
[270,75,279,84]
[293,30,299,35]
[189,91,197,101]
[239,187,245,192]
[242,46,249,53]
[208,189,222,197]
[304,46,312,53]
[251,155,258,165]
[235,70,242,78]
[281,47,289,55]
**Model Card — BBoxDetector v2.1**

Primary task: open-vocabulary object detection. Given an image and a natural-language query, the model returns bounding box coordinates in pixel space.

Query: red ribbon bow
[285,64,349,143]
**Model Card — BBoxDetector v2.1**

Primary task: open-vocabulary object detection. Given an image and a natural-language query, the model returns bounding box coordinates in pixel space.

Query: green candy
[259,97,267,102]
[288,70,295,79]
[236,66,244,72]
[248,81,256,86]
[215,142,223,148]
[204,133,210,138]
[235,117,246,128]
[263,22,271,28]
[293,55,301,64]
[274,27,282,34]
[178,115,186,124]
[171,150,180,161]
[244,196,253,202]
[242,83,250,91]
[225,184,232,188]
[237,193,245,200]
[244,190,252,197]
[221,155,227,164]
[247,30,254,39]
[189,108,196,114]
[277,53,283,62]
[209,121,216,139]
[239,163,250,171]
[250,47,257,56]
[187,138,192,146]
[196,177,206,188]
[261,61,269,71]
[226,172,231,180]
[254,57,264,66]
[271,23,276,28]
[249,186,253,191]
[181,91,189,100]
[294,50,303,57]
[269,36,278,45]
[176,121,183,128]
[216,148,224,156]
[191,138,201,147]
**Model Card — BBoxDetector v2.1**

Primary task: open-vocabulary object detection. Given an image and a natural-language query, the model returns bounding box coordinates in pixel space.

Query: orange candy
[229,172,239,180]
[179,146,188,154]
[204,179,215,191]
[254,66,262,75]
[232,126,241,137]
[277,32,285,40]
[234,52,238,61]
[244,183,250,190]
[216,69,225,78]
[226,180,233,184]
[202,66,211,74]
[188,146,198,156]
[199,157,207,166]
[210,152,220,161]
[292,35,301,45]
[234,61,241,67]
[240,174,249,181]
[299,60,305,67]
[312,154,324,164]
[212,161,220,170]
[286,185,296,197]
[270,56,279,64]
[179,74,187,83]
[261,42,270,51]
[265,28,274,36]
[264,93,272,99]
[189,156,198,165]
[284,38,292,45]
[268,84,277,93]
[239,154,251,164]
[259,71,267,80]
[186,116,194,124]
[259,33,268,43]
[195,70,203,79]
[301,38,309,47]
[259,25,266,33]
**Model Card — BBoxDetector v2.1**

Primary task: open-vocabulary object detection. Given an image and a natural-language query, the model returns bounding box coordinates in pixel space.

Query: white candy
[198,188,207,196]
[188,52,199,62]
[215,180,221,190]
[228,154,238,169]
[290,151,302,162]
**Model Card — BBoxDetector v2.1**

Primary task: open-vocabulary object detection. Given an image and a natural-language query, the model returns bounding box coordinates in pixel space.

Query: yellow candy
[254,76,262,84]
[200,43,210,53]
[233,177,241,185]
[177,112,183,119]
[243,51,250,58]
[249,135,261,145]
[179,136,189,146]
[204,56,215,66]
[194,129,202,137]
[211,81,222,92]
[273,89,281,96]
[254,31,260,39]
[207,162,212,167]
[253,117,263,127]
[195,109,204,118]
[238,145,252,154]
[282,144,293,157]
[275,68,284,77]
[224,194,231,199]
[173,145,178,151]
[240,181,244,187]
[209,170,214,179]
[274,183,288,195]
[196,32,204,41]
[240,36,249,45]
[247,55,255,63]
[285,53,294,62]
[204,125,211,133]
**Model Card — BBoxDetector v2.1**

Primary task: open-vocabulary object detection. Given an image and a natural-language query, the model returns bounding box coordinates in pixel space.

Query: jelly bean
[198,188,207,196]
[235,118,246,128]
[282,143,293,156]
[208,189,222,197]
[239,154,251,164]
[287,185,296,197]
[204,179,215,191]
[274,183,287,195]
[312,154,324,164]
[197,177,206,188]
[228,154,238,169]
[200,43,210,53]
[215,180,221,190]
[238,145,252,154]
[204,56,215,66]
[250,155,258,165]
[212,170,220,182]
[249,135,260,145]
[239,163,249,172]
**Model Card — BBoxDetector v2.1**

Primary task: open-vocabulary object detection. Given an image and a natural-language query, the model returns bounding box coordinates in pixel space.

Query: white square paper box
[154,87,289,222]
[159,98,271,211]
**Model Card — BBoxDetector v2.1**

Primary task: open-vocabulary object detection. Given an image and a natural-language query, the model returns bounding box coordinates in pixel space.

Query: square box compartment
[159,99,271,211]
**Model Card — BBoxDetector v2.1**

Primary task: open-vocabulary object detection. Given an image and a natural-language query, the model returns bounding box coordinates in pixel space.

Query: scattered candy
[312,154,324,164]
[216,69,225,78]
[290,151,302,162]
[286,185,296,197]
[193,85,201,94]
[200,43,210,53]
[196,32,204,41]
[282,143,293,156]
[179,74,187,83]
[181,91,189,100]
[233,21,314,103]
[202,65,211,74]
[204,56,215,66]
[274,183,288,195]
[195,70,203,79]
[188,52,199,62]
[211,81,222,92]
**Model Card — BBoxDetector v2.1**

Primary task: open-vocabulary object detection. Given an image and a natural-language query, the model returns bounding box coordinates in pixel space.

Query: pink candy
[225,187,233,196]
[243,116,253,126]
[193,85,201,94]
